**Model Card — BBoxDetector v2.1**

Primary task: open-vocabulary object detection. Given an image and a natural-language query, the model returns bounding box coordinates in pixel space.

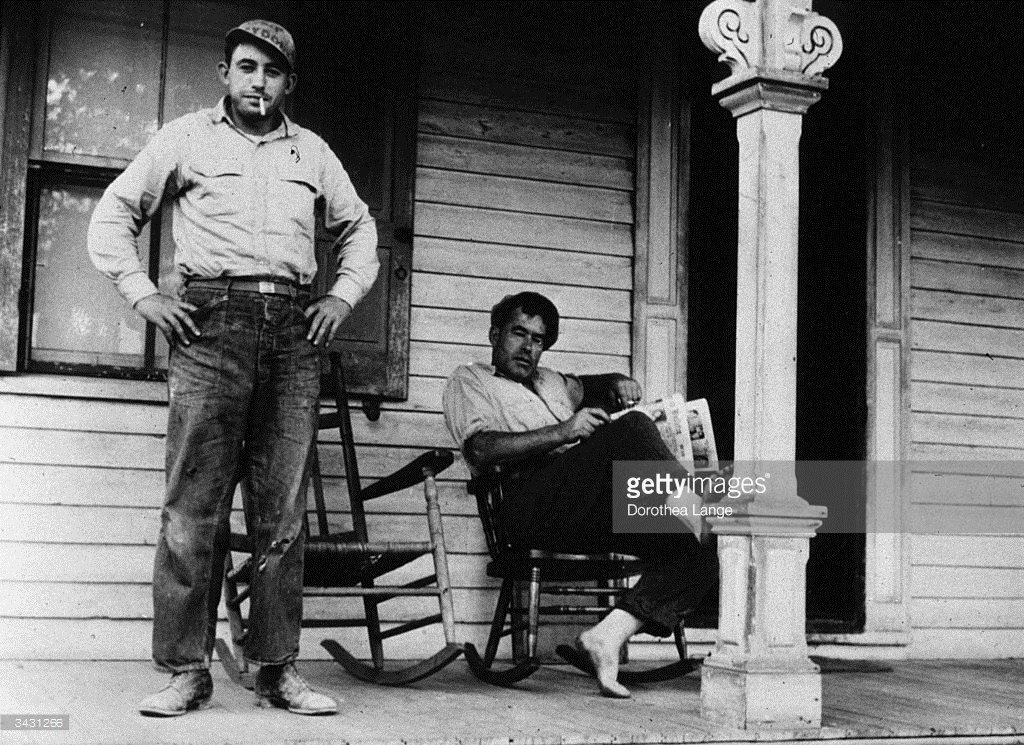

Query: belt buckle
[258,281,276,295]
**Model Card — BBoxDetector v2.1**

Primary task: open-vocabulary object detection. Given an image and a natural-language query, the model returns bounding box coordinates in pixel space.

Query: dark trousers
[504,412,718,636]
[152,286,320,672]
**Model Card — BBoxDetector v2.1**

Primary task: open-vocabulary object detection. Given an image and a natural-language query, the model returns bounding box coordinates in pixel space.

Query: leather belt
[186,277,310,298]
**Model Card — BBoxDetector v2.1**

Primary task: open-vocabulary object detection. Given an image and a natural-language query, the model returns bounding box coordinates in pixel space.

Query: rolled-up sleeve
[87,123,182,307]
[442,369,502,453]
[320,144,379,308]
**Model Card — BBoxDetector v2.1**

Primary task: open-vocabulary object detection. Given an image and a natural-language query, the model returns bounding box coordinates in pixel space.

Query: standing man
[88,20,378,717]
[443,292,718,698]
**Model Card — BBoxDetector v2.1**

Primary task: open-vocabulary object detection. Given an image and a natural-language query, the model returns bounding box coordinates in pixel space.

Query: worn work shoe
[254,663,337,715]
[139,669,213,717]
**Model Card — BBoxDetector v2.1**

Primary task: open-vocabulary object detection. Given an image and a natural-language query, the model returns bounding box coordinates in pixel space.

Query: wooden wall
[906,140,1024,656]
[385,3,638,656]
[0,3,638,660]
[899,3,1024,657]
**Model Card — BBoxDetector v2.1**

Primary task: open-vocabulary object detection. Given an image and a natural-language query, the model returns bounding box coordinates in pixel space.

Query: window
[23,0,271,376]
[4,1,416,401]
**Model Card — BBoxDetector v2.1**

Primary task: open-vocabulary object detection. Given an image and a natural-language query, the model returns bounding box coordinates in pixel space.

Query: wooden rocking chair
[463,467,700,687]
[216,353,463,686]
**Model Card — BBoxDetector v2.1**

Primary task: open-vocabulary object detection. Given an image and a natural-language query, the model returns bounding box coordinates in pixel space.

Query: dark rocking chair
[463,467,700,687]
[216,353,463,686]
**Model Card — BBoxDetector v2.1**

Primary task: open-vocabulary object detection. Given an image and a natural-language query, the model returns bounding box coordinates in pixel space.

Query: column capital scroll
[699,0,843,97]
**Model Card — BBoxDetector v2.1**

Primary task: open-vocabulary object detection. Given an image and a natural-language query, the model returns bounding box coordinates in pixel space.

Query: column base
[701,657,822,729]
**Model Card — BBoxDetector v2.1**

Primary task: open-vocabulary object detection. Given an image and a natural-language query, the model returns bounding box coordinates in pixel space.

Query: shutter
[295,3,419,406]
[633,14,688,401]
[0,5,35,371]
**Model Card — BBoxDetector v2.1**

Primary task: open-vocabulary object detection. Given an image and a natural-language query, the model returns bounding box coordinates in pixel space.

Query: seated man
[442,291,718,698]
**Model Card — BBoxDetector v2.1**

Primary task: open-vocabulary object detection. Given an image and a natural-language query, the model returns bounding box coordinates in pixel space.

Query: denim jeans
[152,285,320,672]
[505,412,719,637]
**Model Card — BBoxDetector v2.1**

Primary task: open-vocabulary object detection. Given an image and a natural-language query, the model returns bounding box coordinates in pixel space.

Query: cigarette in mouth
[259,97,266,116]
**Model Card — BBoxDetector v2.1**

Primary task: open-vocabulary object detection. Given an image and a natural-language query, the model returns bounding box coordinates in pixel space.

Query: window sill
[0,372,167,403]
[0,372,344,409]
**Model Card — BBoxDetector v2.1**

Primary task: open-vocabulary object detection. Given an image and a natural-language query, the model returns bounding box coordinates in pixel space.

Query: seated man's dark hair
[490,292,560,350]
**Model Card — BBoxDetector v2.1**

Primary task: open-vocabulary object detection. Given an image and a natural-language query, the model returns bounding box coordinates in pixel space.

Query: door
[292,2,419,407]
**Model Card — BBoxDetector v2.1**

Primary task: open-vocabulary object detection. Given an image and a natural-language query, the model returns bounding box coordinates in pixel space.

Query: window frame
[20,160,167,379]
[3,1,415,403]
[15,0,280,380]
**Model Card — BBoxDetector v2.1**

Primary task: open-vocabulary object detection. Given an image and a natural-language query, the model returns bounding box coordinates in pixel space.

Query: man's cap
[490,292,560,350]
[226,19,295,71]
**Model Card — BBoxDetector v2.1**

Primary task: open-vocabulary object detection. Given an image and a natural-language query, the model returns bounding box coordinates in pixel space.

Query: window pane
[44,1,163,160]
[32,184,150,368]
[165,1,273,122]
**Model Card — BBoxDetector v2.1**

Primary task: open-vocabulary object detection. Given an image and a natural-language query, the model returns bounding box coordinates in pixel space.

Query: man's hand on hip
[304,295,353,347]
[135,294,200,347]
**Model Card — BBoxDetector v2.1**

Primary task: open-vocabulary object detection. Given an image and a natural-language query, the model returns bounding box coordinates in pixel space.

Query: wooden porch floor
[0,658,1021,745]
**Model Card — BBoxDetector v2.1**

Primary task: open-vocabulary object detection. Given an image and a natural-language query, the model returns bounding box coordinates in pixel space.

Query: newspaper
[611,394,718,471]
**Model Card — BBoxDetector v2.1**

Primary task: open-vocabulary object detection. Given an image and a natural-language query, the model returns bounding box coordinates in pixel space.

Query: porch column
[696,0,842,730]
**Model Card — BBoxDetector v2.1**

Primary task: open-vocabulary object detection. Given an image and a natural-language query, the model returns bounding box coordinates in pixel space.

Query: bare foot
[576,631,631,698]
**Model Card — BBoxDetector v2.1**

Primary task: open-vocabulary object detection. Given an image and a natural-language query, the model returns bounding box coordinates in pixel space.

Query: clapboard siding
[0,581,517,623]
[415,237,632,289]
[912,566,1024,600]
[419,99,633,158]
[911,411,1024,451]
[907,132,1024,646]
[0,544,493,587]
[0,502,483,550]
[417,168,633,223]
[0,424,474,482]
[421,32,635,94]
[402,13,637,658]
[911,289,1024,330]
[912,259,1024,301]
[413,308,630,356]
[0,397,456,452]
[912,231,1024,272]
[911,201,1024,243]
[0,6,638,660]
[911,535,1024,568]
[409,341,630,379]
[412,274,631,319]
[418,134,633,190]
[910,471,1024,508]
[419,67,632,124]
[911,442,1024,462]
[910,149,1024,184]
[911,350,1024,390]
[910,382,1024,419]
[910,170,1024,214]
[909,598,1024,629]
[0,462,477,519]
[911,321,1024,360]
[0,619,523,661]
[416,202,633,255]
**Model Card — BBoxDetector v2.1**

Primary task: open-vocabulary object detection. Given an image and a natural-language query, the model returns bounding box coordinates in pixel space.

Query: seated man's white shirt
[442,362,577,474]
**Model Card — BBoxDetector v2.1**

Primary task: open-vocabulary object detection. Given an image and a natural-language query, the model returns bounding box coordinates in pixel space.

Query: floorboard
[0,659,1020,745]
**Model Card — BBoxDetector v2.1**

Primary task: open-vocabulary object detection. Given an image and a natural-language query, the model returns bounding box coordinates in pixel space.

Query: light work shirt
[442,362,579,474]
[88,98,379,308]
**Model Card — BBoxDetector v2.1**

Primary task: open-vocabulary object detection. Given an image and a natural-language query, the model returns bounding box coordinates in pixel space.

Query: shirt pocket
[503,398,561,432]
[188,155,245,218]
[276,168,318,242]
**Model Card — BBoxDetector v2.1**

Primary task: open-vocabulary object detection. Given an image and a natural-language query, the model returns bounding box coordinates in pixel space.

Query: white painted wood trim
[864,53,912,641]
[631,16,687,402]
